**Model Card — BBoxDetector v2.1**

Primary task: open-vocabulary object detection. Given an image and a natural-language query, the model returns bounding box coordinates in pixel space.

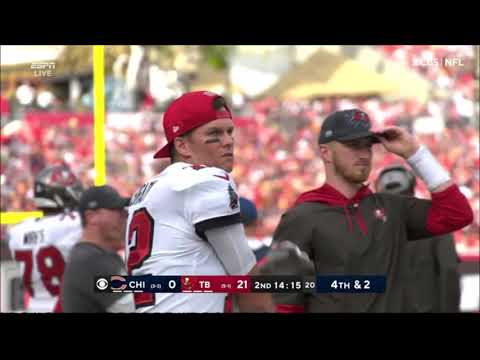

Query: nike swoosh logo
[214,174,229,181]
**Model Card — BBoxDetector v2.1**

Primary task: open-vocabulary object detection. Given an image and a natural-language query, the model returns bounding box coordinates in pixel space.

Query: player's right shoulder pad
[6,218,37,250]
[8,218,36,238]
[169,165,232,192]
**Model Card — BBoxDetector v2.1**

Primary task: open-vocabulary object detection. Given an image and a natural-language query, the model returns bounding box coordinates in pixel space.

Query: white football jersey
[8,212,82,312]
[126,162,244,313]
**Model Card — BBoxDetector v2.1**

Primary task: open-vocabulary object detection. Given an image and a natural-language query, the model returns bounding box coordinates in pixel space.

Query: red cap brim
[153,142,173,159]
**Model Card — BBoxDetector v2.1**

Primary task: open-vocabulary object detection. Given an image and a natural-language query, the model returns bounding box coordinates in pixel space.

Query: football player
[126,91,275,312]
[7,164,84,312]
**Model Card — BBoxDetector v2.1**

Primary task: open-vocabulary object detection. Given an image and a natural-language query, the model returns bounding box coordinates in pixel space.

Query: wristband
[407,145,451,191]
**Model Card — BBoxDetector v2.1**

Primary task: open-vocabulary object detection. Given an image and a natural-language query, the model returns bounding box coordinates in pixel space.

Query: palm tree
[199,46,233,101]
[147,45,233,98]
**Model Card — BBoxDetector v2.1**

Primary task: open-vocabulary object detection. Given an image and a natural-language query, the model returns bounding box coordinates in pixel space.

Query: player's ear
[319,143,332,163]
[173,136,192,159]
[84,210,98,227]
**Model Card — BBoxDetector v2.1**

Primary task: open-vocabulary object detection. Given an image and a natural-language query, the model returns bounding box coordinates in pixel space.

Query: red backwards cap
[153,91,232,159]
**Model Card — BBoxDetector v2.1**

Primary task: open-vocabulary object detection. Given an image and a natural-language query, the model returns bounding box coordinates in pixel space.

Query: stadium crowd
[1,95,478,257]
[1,45,478,258]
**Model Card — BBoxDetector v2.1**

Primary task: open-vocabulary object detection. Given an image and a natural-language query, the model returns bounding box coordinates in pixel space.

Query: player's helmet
[34,165,84,210]
[258,241,315,276]
[376,165,416,196]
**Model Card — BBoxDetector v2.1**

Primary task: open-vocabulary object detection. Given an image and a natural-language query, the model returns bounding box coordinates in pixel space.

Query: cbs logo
[96,278,109,291]
[96,276,127,291]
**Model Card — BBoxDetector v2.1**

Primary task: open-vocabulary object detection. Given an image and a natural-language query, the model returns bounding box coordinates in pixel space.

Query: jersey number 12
[127,208,155,308]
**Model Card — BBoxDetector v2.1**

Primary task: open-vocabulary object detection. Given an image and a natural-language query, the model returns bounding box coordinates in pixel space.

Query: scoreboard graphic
[95,275,387,294]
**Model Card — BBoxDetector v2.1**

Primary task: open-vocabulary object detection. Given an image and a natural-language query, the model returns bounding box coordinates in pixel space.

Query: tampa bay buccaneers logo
[374,208,387,223]
[353,111,369,122]
[183,277,192,290]
[50,167,77,187]
[347,110,371,129]
[183,277,198,291]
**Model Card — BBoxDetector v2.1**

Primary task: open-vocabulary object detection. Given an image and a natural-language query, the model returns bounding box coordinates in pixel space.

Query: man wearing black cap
[376,165,461,312]
[272,109,473,312]
[61,185,134,312]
